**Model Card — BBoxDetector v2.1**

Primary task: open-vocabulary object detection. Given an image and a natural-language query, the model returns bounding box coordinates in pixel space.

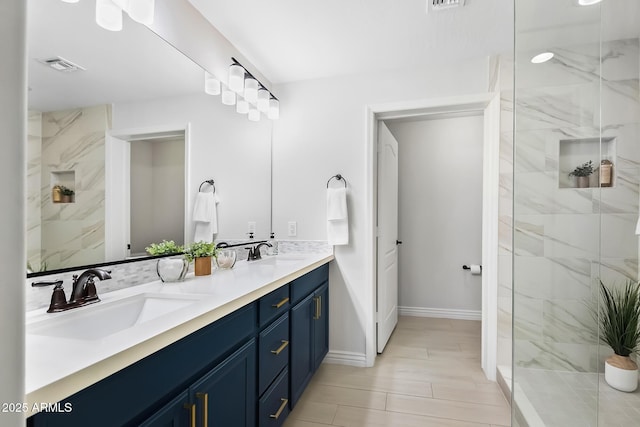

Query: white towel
[327,187,348,220]
[327,187,349,245]
[193,192,219,243]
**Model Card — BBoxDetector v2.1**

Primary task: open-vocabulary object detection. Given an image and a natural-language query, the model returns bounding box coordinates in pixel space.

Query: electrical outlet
[287,221,297,237]
[248,222,256,234]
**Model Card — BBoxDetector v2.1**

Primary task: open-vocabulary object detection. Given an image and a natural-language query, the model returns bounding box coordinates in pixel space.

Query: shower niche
[558,137,616,189]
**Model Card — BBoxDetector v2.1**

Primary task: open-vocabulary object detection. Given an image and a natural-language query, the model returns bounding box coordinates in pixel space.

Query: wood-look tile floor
[283,316,511,427]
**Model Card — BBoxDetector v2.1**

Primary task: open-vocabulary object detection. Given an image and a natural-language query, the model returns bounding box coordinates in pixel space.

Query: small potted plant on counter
[569,160,594,188]
[185,241,217,276]
[597,280,640,392]
[146,240,188,283]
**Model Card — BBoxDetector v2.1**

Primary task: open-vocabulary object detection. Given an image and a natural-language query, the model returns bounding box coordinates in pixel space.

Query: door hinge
[375,311,379,323]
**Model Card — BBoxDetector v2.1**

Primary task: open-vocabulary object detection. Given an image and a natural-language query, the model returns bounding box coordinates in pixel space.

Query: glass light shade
[267,99,280,120]
[244,78,258,103]
[96,0,123,32]
[111,0,129,9]
[257,89,270,112]
[228,65,245,93]
[248,108,261,122]
[221,88,236,105]
[204,72,221,95]
[236,98,249,114]
[128,0,154,25]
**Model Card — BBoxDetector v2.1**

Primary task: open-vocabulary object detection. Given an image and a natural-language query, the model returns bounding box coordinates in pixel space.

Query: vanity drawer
[258,368,290,427]
[258,312,290,395]
[290,264,329,305]
[259,285,290,328]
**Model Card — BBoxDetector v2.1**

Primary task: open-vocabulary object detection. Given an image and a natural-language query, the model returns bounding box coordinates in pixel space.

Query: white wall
[1,0,26,424]
[386,115,484,314]
[130,140,155,254]
[272,59,489,362]
[113,92,272,241]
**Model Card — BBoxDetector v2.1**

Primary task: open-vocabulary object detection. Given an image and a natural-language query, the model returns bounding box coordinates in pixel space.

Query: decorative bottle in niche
[600,159,613,187]
[267,232,279,255]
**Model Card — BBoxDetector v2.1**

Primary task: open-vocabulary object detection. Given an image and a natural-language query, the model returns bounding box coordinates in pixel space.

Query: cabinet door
[139,391,190,427]
[289,293,314,408]
[190,339,256,427]
[312,283,329,371]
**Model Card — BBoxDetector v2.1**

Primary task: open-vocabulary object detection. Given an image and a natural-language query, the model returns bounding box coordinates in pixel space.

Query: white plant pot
[605,356,638,392]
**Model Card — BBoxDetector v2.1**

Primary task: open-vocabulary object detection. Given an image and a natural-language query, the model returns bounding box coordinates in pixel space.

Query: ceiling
[188,0,514,84]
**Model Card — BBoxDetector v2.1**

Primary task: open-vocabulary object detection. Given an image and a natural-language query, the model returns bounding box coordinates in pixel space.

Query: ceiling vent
[38,57,85,73]
[428,0,466,12]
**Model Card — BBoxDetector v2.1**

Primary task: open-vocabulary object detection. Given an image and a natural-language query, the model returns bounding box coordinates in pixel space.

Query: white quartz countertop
[25,252,333,409]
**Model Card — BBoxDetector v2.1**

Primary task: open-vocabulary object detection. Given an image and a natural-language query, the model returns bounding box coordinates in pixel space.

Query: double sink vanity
[25,252,333,426]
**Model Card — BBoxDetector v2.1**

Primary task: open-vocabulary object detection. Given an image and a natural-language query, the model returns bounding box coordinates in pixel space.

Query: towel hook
[199,179,215,193]
[327,174,347,188]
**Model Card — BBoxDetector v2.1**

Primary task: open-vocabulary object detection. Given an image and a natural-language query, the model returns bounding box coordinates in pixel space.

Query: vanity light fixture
[128,0,155,25]
[531,52,554,64]
[96,0,123,32]
[256,89,270,112]
[204,72,221,95]
[236,98,250,114]
[221,87,236,106]
[248,108,261,122]
[228,64,245,93]
[244,77,259,103]
[268,99,280,120]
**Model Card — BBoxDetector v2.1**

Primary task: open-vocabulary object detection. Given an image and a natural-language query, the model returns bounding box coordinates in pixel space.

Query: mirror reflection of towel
[193,192,219,243]
[327,187,348,245]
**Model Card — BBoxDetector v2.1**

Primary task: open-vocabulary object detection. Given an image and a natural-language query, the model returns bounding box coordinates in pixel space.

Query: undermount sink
[254,255,308,265]
[28,293,202,341]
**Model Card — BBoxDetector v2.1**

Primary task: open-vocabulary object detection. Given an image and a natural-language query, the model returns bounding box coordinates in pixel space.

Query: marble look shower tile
[594,258,639,286]
[600,214,638,258]
[512,294,544,341]
[515,172,594,215]
[497,254,512,298]
[601,79,640,127]
[543,214,599,258]
[498,214,512,255]
[514,215,544,256]
[594,167,640,214]
[499,132,513,173]
[513,131,547,173]
[542,299,597,345]
[514,340,598,372]
[600,38,639,81]
[513,257,591,300]
[609,123,640,169]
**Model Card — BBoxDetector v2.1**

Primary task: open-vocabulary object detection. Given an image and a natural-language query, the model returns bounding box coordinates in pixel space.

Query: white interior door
[376,121,400,353]
[104,135,130,261]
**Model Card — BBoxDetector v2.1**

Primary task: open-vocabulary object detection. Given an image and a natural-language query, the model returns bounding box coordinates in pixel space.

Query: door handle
[313,296,320,320]
[196,392,208,427]
[184,403,196,427]
[272,297,289,309]
[271,340,289,355]
[269,398,289,419]
[396,240,403,245]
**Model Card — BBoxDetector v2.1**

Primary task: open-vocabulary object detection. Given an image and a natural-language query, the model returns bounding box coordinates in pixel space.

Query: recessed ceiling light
[578,0,602,5]
[531,52,554,64]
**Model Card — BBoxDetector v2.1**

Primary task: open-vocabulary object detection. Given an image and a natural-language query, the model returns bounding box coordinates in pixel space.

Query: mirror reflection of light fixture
[61,0,80,3]
[257,89,270,112]
[228,64,245,93]
[531,52,554,64]
[96,0,123,32]
[204,72,221,96]
[244,78,258,103]
[236,98,250,114]
[268,99,280,120]
[221,87,236,106]
[248,108,261,122]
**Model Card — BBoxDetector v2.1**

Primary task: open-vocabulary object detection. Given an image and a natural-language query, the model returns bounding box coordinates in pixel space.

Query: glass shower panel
[513,1,603,426]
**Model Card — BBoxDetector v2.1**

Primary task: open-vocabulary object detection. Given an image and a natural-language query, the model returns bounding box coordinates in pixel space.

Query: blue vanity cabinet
[290,268,329,408]
[138,391,190,427]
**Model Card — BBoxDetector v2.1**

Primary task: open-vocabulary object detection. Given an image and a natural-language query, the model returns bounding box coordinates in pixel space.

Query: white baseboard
[399,306,482,321]
[322,350,367,367]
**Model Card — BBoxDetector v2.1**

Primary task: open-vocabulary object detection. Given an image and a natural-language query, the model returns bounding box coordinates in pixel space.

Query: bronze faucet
[246,242,272,261]
[32,268,112,313]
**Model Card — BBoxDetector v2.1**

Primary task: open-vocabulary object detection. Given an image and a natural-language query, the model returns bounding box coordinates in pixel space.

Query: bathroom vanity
[25,253,332,427]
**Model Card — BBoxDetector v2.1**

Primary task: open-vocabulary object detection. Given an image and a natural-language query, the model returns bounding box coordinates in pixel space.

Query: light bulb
[236,98,249,114]
[204,72,221,95]
[267,99,279,120]
[244,78,258,103]
[221,87,236,105]
[248,108,260,122]
[128,0,154,25]
[257,89,270,112]
[96,0,123,31]
[228,64,245,93]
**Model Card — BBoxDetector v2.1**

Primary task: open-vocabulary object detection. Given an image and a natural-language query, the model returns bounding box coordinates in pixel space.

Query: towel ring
[199,179,215,193]
[327,174,347,188]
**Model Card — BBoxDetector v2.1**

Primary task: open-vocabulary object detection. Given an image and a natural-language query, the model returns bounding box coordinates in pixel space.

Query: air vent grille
[430,0,466,10]
[38,57,85,73]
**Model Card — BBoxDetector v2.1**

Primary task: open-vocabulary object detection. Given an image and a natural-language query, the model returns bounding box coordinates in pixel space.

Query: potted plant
[60,186,75,203]
[145,240,188,282]
[185,241,217,276]
[597,280,640,392]
[569,160,594,188]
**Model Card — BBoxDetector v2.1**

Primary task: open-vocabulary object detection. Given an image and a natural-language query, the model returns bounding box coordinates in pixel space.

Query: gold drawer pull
[270,340,289,355]
[269,398,289,419]
[196,392,209,427]
[184,403,196,427]
[272,297,289,309]
[313,296,320,320]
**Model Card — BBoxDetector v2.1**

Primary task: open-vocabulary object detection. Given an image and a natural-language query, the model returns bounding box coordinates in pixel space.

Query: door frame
[365,93,499,381]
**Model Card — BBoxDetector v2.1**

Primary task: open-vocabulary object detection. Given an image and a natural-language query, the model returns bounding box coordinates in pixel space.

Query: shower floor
[499,366,640,426]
